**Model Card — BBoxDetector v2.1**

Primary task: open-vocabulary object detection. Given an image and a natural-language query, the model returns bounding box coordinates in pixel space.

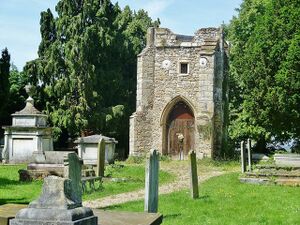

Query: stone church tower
[130,27,228,158]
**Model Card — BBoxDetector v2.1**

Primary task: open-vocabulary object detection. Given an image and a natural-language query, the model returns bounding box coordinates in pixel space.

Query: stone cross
[247,138,252,172]
[64,152,83,205]
[240,141,246,173]
[144,149,159,213]
[97,137,106,177]
[189,150,199,199]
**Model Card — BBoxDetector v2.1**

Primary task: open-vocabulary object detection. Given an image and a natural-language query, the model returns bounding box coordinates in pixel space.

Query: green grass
[0,164,42,205]
[0,163,175,204]
[106,173,300,225]
[83,163,174,200]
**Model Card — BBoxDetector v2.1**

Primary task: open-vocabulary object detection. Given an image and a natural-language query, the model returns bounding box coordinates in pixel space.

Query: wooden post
[247,138,252,172]
[144,149,159,213]
[96,138,106,177]
[240,141,246,173]
[189,150,199,199]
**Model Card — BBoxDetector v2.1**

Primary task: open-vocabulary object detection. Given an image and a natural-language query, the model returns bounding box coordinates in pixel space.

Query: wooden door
[166,101,195,158]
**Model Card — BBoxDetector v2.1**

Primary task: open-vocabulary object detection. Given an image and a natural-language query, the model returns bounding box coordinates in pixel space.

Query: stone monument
[10,152,97,225]
[2,84,53,163]
[130,27,229,159]
[75,134,118,165]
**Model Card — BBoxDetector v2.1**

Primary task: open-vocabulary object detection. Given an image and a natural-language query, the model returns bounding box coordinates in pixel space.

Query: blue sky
[0,0,242,70]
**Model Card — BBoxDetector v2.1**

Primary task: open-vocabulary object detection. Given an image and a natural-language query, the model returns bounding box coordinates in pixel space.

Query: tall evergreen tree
[24,0,159,154]
[228,0,300,150]
[0,48,11,128]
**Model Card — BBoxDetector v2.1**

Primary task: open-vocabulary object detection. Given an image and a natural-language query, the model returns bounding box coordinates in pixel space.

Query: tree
[0,48,11,128]
[24,0,159,154]
[228,0,300,150]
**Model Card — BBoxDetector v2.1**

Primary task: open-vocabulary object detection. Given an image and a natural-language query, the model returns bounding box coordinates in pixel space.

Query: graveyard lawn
[106,173,300,225]
[0,163,174,204]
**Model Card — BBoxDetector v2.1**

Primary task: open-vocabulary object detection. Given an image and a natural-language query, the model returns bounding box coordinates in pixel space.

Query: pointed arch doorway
[164,100,195,159]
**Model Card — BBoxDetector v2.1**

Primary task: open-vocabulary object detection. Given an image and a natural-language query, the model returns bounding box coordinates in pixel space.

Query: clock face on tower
[162,59,171,69]
[199,57,208,68]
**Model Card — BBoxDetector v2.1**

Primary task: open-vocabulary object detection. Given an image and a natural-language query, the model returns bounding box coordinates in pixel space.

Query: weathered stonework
[130,27,229,158]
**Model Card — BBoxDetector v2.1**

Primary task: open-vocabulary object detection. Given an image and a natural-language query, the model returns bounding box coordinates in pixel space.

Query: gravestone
[144,149,159,213]
[64,152,83,205]
[247,139,252,172]
[10,152,97,225]
[189,150,199,199]
[240,141,246,173]
[96,138,106,177]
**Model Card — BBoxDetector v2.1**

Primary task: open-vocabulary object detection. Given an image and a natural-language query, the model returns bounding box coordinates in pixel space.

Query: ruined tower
[130,27,228,158]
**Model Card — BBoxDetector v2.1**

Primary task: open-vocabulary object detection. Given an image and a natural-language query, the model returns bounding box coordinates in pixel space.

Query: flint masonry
[130,27,229,158]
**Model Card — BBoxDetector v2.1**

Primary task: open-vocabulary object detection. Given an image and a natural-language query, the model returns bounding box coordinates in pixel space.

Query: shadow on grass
[100,205,123,210]
[164,213,181,219]
[0,198,30,205]
[0,177,26,187]
[199,195,210,200]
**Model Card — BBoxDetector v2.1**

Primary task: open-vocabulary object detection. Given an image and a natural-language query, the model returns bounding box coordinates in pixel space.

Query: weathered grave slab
[93,210,162,225]
[0,204,163,225]
[0,204,26,225]
[274,154,300,167]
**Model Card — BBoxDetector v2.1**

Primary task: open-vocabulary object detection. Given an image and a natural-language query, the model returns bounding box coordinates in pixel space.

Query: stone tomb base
[10,176,97,225]
[10,208,97,225]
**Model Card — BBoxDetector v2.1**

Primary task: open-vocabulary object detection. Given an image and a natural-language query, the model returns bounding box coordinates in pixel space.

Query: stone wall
[130,27,228,158]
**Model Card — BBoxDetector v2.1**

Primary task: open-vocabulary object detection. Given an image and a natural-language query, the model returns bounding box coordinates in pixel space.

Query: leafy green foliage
[228,0,300,149]
[24,0,159,152]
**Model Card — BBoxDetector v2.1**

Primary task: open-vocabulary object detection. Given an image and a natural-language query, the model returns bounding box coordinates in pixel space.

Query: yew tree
[24,0,159,151]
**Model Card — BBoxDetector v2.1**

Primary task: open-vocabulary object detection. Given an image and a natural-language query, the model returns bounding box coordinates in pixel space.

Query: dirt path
[83,163,227,209]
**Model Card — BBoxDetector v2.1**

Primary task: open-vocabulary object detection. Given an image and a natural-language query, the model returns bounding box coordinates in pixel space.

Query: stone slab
[93,210,162,225]
[0,205,162,225]
[275,178,300,186]
[0,204,27,225]
[274,154,300,167]
[10,215,97,225]
[239,177,270,185]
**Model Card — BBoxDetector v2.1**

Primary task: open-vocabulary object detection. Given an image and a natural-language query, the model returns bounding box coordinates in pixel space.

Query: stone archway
[161,97,195,158]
